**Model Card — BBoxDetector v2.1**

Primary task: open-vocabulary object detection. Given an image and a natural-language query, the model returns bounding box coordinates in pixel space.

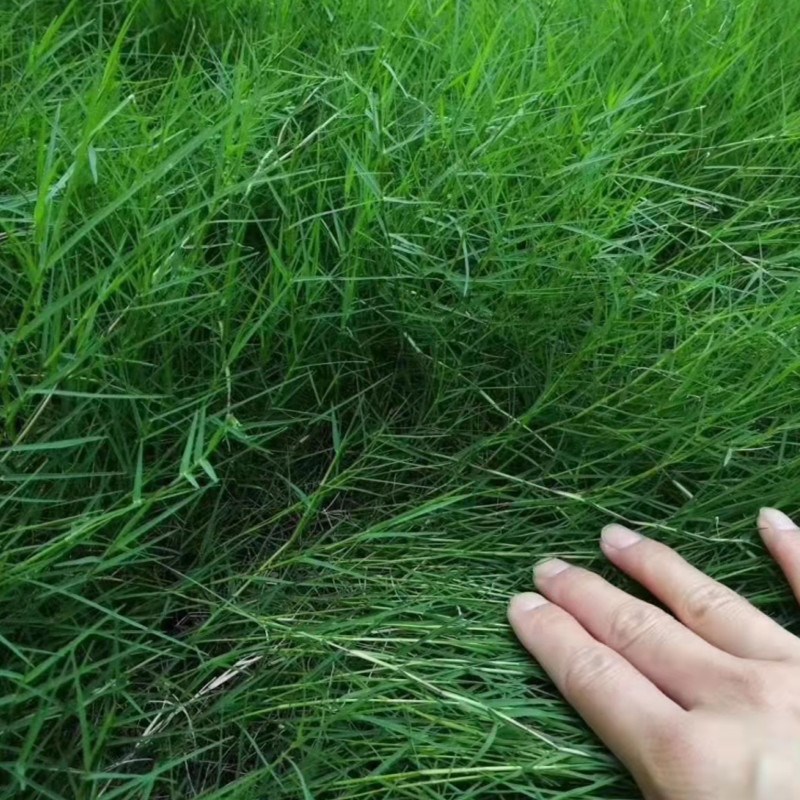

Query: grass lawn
[4,0,800,797]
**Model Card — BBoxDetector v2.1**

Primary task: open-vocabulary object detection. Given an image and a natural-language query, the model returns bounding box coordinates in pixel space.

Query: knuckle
[608,600,665,654]
[563,646,619,697]
[728,664,772,708]
[647,719,694,760]
[682,581,741,625]
[644,722,704,793]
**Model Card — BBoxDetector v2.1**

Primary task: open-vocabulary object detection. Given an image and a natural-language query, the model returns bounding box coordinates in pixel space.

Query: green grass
[3,0,800,797]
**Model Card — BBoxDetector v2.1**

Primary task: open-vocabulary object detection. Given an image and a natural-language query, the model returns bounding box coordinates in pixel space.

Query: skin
[507,507,800,799]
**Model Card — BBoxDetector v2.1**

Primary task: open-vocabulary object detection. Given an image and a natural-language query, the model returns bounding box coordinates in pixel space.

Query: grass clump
[3,0,800,797]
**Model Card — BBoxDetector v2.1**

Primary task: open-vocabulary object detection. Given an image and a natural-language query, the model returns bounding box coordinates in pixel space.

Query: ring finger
[533,558,737,707]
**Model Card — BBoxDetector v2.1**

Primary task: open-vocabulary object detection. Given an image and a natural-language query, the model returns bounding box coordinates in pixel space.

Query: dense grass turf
[3,0,800,796]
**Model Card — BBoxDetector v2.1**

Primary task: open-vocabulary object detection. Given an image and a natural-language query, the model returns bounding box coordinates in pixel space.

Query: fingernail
[534,558,570,579]
[601,524,642,550]
[759,507,798,534]
[509,592,549,615]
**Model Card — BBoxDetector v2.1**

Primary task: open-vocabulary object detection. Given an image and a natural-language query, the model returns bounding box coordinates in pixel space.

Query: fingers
[533,558,735,707]
[600,523,800,661]
[758,508,800,605]
[508,593,683,767]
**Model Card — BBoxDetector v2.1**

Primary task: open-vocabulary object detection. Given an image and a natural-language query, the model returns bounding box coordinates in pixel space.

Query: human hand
[508,508,800,799]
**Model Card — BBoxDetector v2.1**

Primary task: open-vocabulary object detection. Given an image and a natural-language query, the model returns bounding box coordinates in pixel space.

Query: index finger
[508,592,683,768]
